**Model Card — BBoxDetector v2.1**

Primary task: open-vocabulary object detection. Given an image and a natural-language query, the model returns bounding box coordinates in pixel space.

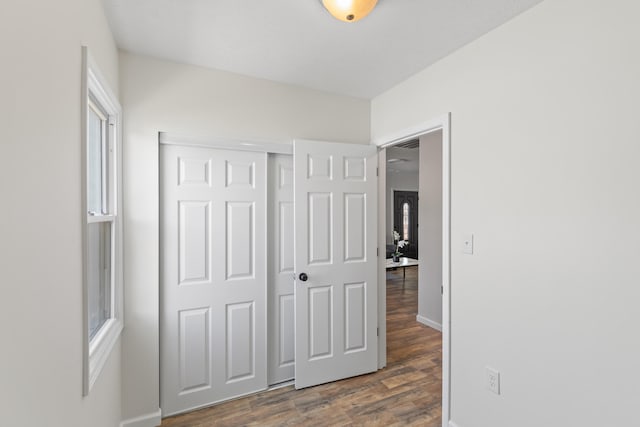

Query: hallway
[161,266,441,426]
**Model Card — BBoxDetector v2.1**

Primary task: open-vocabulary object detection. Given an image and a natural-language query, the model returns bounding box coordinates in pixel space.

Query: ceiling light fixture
[321,0,378,23]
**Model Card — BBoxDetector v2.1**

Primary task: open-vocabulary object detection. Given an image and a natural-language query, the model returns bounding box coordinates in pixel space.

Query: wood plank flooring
[161,266,441,426]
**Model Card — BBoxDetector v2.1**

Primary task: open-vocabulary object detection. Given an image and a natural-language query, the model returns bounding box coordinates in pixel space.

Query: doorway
[376,114,451,427]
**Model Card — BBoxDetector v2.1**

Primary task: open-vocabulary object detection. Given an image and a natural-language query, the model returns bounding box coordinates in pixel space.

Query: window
[402,202,410,241]
[82,47,123,396]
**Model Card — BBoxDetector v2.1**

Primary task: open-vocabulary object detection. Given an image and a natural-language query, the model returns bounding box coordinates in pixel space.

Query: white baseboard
[416,314,442,331]
[120,409,162,427]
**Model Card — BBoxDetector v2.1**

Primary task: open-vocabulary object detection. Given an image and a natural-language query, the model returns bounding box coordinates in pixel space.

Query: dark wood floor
[161,266,442,426]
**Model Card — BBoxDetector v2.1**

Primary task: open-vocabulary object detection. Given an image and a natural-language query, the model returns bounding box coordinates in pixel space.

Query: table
[385,257,419,285]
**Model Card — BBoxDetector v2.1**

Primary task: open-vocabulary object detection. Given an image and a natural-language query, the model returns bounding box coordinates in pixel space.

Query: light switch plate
[463,233,474,254]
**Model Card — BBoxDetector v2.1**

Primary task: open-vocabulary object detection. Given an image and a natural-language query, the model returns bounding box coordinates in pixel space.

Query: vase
[392,254,400,262]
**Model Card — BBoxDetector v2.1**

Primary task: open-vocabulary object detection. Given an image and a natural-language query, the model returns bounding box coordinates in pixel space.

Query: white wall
[0,1,121,426]
[385,171,419,243]
[372,1,640,426]
[119,52,371,422]
[417,131,443,329]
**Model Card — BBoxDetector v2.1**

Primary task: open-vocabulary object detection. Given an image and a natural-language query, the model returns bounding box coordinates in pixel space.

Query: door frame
[374,113,451,427]
[159,126,451,424]
[159,133,293,155]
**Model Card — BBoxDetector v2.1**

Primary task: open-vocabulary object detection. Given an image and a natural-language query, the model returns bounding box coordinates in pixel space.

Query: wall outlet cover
[486,366,500,395]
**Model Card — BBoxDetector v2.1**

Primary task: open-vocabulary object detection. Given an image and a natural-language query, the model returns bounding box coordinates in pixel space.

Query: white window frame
[81,46,123,396]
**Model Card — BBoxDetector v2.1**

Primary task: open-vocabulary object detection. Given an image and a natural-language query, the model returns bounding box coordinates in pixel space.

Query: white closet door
[267,154,295,385]
[293,139,378,389]
[160,144,267,416]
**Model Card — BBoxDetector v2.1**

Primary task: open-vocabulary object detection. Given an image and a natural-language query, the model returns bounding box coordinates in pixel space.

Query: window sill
[87,214,115,224]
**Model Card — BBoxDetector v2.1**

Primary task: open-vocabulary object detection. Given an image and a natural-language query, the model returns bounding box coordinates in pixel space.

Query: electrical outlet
[486,367,500,395]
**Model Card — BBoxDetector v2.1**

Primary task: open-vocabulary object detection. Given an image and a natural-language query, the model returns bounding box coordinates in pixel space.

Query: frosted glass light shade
[321,0,378,22]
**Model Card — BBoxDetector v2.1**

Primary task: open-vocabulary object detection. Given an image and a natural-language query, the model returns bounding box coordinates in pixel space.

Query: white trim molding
[377,149,387,369]
[159,132,292,154]
[374,114,450,148]
[442,112,452,427]
[120,409,162,427]
[416,315,442,332]
[449,422,461,427]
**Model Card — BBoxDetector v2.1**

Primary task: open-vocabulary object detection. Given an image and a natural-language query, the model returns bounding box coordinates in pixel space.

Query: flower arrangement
[392,230,409,262]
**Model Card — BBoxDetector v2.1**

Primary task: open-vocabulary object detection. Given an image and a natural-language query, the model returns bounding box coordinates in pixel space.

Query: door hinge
[377,247,379,257]
[377,327,379,337]
[376,167,379,177]
[441,286,443,295]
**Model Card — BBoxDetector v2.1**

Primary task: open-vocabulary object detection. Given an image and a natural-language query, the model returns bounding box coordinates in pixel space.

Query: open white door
[294,139,378,389]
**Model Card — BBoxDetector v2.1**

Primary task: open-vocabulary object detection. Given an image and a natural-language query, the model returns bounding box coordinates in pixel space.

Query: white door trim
[373,115,448,148]
[375,113,451,427]
[159,132,292,155]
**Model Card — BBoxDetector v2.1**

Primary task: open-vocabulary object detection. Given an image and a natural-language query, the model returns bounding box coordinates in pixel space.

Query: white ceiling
[102,0,542,99]
[387,146,420,173]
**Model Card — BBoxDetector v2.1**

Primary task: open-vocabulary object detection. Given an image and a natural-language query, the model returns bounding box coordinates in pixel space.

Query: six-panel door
[293,140,378,389]
[160,145,267,416]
